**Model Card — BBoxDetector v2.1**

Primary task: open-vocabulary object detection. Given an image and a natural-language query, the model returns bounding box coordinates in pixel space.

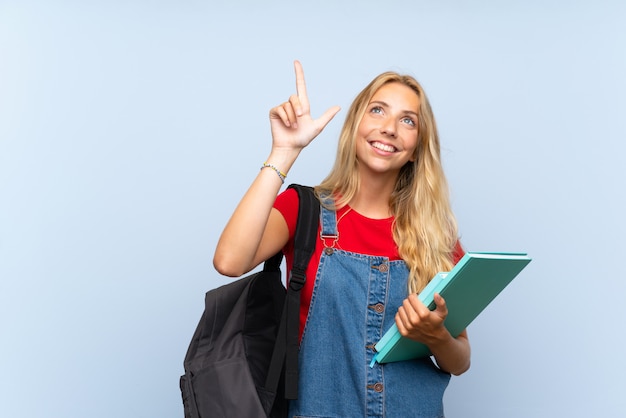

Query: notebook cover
[372,252,531,365]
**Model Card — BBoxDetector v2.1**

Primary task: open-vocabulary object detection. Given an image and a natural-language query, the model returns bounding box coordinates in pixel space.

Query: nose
[380,117,397,137]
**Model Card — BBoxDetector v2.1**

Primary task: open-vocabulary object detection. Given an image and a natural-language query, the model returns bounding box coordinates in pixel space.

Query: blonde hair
[315,72,458,294]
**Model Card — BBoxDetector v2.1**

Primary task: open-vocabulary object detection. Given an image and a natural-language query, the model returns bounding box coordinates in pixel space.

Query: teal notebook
[371,252,532,366]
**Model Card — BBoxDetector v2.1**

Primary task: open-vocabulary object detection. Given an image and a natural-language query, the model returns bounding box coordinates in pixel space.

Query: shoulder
[452,240,465,264]
[273,187,300,237]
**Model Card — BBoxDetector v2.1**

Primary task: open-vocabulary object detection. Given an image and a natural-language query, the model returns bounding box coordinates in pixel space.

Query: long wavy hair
[315,72,458,294]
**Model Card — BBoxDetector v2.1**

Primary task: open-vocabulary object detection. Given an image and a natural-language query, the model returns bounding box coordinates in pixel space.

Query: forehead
[370,82,420,111]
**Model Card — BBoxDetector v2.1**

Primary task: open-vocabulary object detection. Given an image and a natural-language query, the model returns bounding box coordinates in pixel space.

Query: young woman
[214,61,470,417]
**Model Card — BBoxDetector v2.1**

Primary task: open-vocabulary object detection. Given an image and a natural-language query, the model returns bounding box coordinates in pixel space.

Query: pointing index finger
[294,60,309,114]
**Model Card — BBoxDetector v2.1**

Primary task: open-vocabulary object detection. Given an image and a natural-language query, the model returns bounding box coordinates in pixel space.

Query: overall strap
[265,184,320,401]
[319,193,339,249]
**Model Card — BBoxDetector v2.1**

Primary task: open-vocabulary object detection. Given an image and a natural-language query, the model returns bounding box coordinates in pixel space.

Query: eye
[370,106,383,114]
[402,116,416,127]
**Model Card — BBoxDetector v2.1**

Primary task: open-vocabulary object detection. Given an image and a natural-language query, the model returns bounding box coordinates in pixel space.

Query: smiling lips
[370,141,397,153]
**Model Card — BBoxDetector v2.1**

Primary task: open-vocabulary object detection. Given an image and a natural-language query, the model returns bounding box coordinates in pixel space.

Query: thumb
[314,105,341,132]
[433,293,448,318]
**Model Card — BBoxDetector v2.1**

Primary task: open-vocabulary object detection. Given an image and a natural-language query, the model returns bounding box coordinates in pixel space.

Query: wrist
[261,162,287,184]
[424,326,453,349]
[265,147,301,177]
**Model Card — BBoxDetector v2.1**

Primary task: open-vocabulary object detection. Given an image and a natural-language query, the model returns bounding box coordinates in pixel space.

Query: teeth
[371,142,396,152]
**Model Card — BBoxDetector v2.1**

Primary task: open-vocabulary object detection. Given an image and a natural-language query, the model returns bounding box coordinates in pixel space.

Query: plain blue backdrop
[1,1,625,416]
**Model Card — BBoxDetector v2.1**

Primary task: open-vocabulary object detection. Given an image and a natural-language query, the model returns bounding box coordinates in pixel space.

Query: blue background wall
[1,1,625,416]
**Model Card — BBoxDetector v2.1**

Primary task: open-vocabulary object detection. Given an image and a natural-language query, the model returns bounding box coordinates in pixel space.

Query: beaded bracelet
[261,162,287,184]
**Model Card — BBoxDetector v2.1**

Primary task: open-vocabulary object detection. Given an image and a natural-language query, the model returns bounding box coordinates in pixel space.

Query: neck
[349,171,397,219]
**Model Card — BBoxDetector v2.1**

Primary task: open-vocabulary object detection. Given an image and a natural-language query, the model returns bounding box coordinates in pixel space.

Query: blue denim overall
[288,202,451,418]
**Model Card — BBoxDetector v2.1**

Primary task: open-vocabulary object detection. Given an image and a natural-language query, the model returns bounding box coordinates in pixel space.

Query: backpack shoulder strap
[285,184,319,398]
[289,184,319,283]
[264,183,320,401]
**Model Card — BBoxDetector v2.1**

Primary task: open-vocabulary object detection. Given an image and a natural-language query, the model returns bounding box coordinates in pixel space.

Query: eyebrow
[370,100,419,117]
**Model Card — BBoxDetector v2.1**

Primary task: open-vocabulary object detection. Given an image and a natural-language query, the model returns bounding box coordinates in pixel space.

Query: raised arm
[213,61,340,277]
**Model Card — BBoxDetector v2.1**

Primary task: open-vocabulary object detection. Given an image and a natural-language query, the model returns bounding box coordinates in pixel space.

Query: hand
[269,60,341,152]
[395,293,450,346]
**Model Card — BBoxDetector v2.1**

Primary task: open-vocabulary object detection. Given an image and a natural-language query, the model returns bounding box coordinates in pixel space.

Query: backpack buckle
[289,267,306,291]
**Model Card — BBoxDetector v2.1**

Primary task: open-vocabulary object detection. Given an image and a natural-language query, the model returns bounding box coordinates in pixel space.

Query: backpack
[180,184,319,418]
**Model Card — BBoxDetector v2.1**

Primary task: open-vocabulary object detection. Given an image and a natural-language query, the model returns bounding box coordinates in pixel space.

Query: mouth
[369,141,398,153]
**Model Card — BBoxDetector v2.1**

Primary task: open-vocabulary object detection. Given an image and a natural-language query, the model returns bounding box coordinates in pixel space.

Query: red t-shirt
[273,187,464,339]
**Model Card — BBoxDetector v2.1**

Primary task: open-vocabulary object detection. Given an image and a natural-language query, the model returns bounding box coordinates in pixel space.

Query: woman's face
[355,82,420,178]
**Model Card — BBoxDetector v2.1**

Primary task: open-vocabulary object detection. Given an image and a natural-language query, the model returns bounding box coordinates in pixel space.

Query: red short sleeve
[273,187,299,239]
[452,240,465,264]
